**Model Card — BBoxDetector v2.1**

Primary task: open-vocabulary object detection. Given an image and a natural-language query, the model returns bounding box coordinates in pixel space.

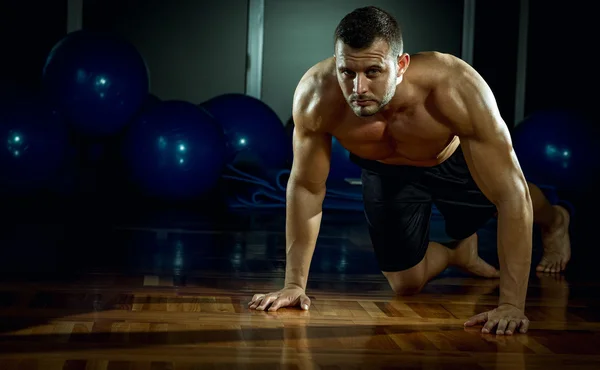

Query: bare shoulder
[423,52,504,138]
[292,57,344,135]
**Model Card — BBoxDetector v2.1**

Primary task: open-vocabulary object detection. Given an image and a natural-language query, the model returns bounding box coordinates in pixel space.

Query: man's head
[333,6,409,117]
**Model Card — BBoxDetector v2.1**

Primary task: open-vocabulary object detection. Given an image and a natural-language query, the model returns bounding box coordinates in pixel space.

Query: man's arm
[435,62,534,313]
[284,117,331,291]
[247,87,332,311]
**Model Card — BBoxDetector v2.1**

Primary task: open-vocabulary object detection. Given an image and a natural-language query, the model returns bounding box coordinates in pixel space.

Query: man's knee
[382,268,426,296]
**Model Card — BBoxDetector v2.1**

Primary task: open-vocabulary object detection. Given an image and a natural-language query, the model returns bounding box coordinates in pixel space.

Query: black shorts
[350,145,497,272]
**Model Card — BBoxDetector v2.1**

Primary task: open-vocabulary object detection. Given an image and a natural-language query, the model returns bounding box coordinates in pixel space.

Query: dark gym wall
[261,0,465,122]
[10,1,594,128]
[82,0,249,105]
[525,0,597,119]
[472,0,521,128]
[0,1,67,94]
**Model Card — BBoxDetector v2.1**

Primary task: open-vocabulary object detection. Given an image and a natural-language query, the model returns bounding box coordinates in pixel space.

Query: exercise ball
[42,30,149,136]
[512,109,598,191]
[200,93,292,172]
[122,100,226,199]
[0,91,72,195]
[329,137,362,183]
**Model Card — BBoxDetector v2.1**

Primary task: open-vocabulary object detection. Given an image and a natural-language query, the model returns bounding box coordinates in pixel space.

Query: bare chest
[332,107,457,166]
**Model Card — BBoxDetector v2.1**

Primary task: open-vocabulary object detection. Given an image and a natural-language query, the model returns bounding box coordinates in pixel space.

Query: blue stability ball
[122,100,227,199]
[329,137,362,183]
[0,92,72,194]
[42,30,150,136]
[200,93,292,170]
[512,109,598,191]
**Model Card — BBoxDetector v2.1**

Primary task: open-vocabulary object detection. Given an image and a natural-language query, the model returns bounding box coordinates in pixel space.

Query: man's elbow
[287,176,327,197]
[495,184,533,222]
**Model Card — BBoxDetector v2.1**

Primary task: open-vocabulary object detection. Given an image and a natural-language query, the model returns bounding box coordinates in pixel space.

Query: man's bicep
[461,133,527,205]
[289,125,332,189]
[437,65,529,204]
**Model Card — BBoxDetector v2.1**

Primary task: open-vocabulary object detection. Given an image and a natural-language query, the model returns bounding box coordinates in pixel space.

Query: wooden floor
[0,205,598,369]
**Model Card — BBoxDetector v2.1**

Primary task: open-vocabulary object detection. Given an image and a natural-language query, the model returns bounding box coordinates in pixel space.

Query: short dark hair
[334,6,403,57]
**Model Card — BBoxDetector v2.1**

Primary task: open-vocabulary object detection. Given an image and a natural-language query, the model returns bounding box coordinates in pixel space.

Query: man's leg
[382,234,499,295]
[388,144,504,295]
[360,166,498,296]
[383,182,571,294]
[528,182,571,273]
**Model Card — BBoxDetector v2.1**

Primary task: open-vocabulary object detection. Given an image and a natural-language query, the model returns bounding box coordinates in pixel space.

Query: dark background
[2,0,596,124]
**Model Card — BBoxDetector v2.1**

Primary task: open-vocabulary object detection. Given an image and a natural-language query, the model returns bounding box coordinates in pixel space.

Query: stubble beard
[350,87,395,117]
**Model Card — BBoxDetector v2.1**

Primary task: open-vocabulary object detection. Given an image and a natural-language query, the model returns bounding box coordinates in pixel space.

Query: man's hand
[464,304,530,335]
[248,286,311,312]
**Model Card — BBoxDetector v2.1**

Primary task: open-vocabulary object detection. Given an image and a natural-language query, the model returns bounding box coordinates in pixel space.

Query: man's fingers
[520,318,530,333]
[495,319,509,335]
[267,294,311,312]
[268,297,291,312]
[300,295,311,310]
[482,319,498,334]
[505,320,518,335]
[248,294,265,308]
[248,295,266,310]
[256,295,278,311]
[464,312,487,327]
[248,290,310,312]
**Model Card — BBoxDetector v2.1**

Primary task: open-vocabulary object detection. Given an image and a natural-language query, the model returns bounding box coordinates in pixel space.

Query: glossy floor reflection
[0,205,598,369]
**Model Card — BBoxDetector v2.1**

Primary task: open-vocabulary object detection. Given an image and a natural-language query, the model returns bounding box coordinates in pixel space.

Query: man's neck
[376,82,416,121]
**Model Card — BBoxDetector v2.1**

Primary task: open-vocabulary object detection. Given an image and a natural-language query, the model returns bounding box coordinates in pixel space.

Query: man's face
[334,39,406,117]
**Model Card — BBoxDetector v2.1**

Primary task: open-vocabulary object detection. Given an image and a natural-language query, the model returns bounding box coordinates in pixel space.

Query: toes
[540,263,555,274]
[536,262,548,272]
[553,262,562,273]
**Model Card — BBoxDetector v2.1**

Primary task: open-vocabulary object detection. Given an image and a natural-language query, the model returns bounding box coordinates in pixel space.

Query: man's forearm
[284,180,326,290]
[496,199,534,311]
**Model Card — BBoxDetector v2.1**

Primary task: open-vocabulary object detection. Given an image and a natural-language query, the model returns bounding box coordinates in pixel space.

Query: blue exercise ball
[512,109,598,191]
[122,100,227,199]
[200,93,292,171]
[0,91,72,194]
[42,30,150,136]
[329,137,362,183]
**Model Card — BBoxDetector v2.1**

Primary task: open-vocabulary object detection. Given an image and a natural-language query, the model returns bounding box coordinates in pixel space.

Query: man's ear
[397,53,410,76]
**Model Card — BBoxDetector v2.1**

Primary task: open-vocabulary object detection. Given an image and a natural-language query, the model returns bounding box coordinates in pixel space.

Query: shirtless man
[248,6,571,335]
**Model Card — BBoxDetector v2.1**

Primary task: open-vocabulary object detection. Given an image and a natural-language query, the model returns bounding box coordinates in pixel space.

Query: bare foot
[451,233,500,278]
[537,205,571,273]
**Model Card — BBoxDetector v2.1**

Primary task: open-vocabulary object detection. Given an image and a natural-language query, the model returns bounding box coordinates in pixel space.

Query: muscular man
[248,6,571,335]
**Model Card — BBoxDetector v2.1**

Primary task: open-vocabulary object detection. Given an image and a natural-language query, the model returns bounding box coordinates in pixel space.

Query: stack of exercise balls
[36,29,232,202]
[1,27,360,208]
[0,28,295,204]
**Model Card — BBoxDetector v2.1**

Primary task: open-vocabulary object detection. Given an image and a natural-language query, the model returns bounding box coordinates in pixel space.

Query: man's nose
[353,74,369,95]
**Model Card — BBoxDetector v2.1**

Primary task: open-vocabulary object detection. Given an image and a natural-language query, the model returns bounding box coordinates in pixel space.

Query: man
[248,6,571,335]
